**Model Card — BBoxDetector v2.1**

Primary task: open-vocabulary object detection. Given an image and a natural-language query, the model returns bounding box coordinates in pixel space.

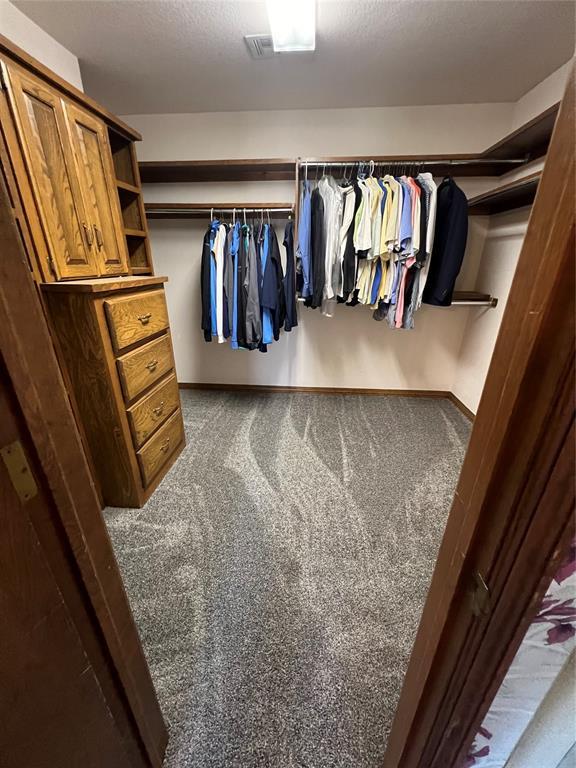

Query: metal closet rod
[297,297,498,307]
[298,159,525,168]
[149,207,294,213]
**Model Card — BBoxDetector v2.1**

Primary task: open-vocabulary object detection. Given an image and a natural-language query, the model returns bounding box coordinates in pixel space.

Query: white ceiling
[12,0,576,115]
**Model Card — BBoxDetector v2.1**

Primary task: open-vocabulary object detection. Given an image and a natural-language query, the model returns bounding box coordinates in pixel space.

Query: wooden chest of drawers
[42,276,184,507]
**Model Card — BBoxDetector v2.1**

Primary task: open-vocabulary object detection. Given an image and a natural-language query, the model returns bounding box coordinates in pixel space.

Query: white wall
[0,0,83,89]
[123,63,570,400]
[451,209,528,412]
[131,103,511,161]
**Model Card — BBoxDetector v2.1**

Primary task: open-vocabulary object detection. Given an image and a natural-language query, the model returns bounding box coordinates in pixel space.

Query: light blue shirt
[260,224,274,345]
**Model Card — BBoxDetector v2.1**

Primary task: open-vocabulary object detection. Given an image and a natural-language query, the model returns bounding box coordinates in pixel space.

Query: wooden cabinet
[65,102,129,275]
[2,62,99,279]
[42,276,185,508]
[2,60,133,281]
[0,49,174,508]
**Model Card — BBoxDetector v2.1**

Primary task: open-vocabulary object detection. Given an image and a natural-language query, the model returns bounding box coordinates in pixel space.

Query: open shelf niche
[108,128,154,275]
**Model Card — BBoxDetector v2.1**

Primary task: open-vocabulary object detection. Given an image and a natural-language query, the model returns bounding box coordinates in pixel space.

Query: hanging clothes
[283,220,298,332]
[200,224,214,342]
[297,165,465,329]
[307,187,325,310]
[258,223,274,347]
[244,225,262,348]
[200,214,297,351]
[297,180,313,299]
[266,225,287,340]
[339,183,358,301]
[423,177,468,307]
[230,221,241,349]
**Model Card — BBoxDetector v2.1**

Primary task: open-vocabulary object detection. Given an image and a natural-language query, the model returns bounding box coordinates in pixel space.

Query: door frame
[383,66,575,767]
[0,169,167,764]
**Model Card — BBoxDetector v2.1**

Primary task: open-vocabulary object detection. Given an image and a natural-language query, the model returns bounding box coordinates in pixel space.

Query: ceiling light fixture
[266,0,316,52]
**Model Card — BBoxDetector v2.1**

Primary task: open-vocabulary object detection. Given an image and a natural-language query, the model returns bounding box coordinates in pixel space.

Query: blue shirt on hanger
[260,224,274,345]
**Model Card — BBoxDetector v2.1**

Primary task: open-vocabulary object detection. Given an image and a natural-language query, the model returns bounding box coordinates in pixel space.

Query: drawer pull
[160,438,170,453]
[152,401,165,417]
[138,312,152,325]
[146,359,158,372]
[82,222,93,247]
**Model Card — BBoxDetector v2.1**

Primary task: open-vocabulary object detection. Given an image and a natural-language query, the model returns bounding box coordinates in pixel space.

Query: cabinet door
[2,63,98,279]
[65,103,129,275]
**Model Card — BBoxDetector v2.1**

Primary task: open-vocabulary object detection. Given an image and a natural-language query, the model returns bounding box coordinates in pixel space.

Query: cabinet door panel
[3,64,98,279]
[66,103,129,275]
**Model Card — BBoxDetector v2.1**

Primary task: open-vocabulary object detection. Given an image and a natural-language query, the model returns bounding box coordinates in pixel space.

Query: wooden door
[0,364,134,768]
[66,102,129,275]
[2,62,99,279]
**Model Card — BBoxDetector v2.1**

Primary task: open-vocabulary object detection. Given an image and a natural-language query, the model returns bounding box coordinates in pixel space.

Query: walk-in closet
[1,3,574,768]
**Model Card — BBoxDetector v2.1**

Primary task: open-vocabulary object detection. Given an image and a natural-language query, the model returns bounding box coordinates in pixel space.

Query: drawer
[137,408,184,487]
[127,373,180,448]
[104,289,169,351]
[117,334,174,402]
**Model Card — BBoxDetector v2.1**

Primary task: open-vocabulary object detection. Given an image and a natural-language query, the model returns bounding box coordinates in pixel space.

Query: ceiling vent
[244,34,276,60]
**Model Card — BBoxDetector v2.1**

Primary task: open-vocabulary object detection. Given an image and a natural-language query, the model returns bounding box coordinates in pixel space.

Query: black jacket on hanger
[262,226,286,341]
[200,226,212,342]
[423,177,468,306]
[283,220,298,332]
[340,181,362,300]
[306,187,325,310]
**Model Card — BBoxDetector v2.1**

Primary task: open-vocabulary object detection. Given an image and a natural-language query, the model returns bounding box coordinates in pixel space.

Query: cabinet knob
[138,312,152,325]
[93,224,104,250]
[82,222,93,247]
[160,438,170,453]
[146,359,158,372]
[152,401,165,417]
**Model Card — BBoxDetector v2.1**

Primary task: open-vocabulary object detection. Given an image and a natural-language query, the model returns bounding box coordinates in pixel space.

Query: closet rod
[298,159,525,168]
[148,207,294,214]
[451,298,498,307]
[296,295,498,307]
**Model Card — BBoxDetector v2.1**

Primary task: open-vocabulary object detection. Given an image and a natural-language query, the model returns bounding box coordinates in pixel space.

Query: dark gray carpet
[105,390,470,768]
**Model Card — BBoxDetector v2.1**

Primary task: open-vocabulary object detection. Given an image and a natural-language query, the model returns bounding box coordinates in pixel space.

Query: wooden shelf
[481,103,560,161]
[139,158,296,184]
[116,179,140,195]
[145,202,294,220]
[468,173,541,215]
[41,275,167,293]
[124,227,147,237]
